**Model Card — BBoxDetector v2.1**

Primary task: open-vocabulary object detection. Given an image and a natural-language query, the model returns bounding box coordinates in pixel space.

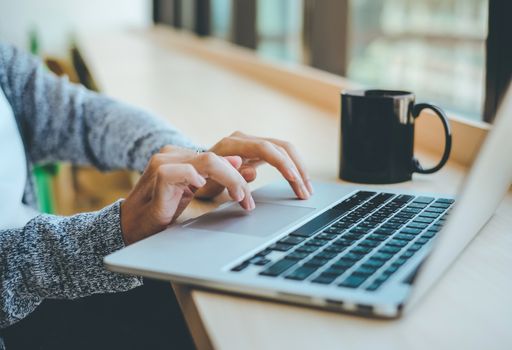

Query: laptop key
[424,207,444,213]
[394,194,414,203]
[395,233,415,241]
[436,198,455,204]
[285,266,318,281]
[269,243,294,252]
[402,207,422,214]
[322,266,348,277]
[358,239,381,248]
[253,258,271,266]
[386,239,408,248]
[382,266,399,276]
[413,217,435,224]
[422,230,436,238]
[315,250,338,260]
[373,228,395,236]
[367,233,388,241]
[255,248,272,257]
[407,243,423,252]
[350,246,372,255]
[352,266,376,276]
[407,222,428,229]
[342,252,364,262]
[231,262,249,272]
[401,227,422,235]
[400,251,415,259]
[381,222,402,230]
[378,245,401,254]
[413,196,435,204]
[324,244,348,253]
[317,233,338,240]
[366,282,382,291]
[289,230,317,238]
[342,233,364,241]
[306,238,330,247]
[249,256,271,265]
[279,236,305,245]
[416,237,430,245]
[303,258,330,268]
[419,211,440,218]
[332,258,356,269]
[391,257,408,267]
[259,258,297,277]
[430,202,451,209]
[339,274,367,288]
[362,258,386,269]
[312,274,338,285]
[371,252,394,261]
[296,245,320,253]
[430,224,443,232]
[286,251,310,260]
[408,202,428,209]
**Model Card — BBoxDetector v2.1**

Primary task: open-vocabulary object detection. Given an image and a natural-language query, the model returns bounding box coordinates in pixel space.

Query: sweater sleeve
[0,43,199,172]
[0,201,141,328]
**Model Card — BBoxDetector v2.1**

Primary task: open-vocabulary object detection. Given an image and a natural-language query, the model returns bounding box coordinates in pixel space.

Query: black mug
[339,89,452,184]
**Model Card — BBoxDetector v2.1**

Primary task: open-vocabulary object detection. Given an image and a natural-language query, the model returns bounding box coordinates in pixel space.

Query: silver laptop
[105,86,512,318]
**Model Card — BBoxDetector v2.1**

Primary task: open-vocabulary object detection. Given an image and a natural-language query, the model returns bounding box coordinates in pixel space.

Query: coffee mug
[339,89,452,184]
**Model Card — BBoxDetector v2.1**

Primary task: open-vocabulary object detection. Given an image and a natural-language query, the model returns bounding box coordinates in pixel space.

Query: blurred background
[0,0,509,215]
[2,0,508,122]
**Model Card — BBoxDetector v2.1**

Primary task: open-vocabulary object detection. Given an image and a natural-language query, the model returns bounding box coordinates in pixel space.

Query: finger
[267,138,313,194]
[153,163,206,209]
[194,155,243,199]
[171,186,195,223]
[271,143,310,200]
[224,155,243,169]
[227,137,309,199]
[189,152,255,210]
[239,165,257,183]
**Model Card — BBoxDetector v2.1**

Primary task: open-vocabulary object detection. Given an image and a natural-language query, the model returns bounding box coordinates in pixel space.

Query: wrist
[120,199,138,245]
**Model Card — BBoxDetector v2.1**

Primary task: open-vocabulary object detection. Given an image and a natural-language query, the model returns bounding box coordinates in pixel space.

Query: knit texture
[0,42,198,335]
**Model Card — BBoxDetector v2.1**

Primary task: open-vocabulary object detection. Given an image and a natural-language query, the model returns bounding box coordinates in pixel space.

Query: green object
[33,165,58,213]
[29,28,39,55]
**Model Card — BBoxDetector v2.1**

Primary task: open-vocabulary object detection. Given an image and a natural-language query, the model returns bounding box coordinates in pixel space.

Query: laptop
[105,86,512,318]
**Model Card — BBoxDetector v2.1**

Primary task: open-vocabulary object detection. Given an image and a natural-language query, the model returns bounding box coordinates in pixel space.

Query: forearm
[0,201,141,328]
[0,43,199,171]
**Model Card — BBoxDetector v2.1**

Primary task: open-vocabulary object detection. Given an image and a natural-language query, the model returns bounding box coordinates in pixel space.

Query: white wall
[0,0,151,56]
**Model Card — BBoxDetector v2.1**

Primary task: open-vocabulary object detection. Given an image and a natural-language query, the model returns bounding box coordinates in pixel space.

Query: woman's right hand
[120,146,254,245]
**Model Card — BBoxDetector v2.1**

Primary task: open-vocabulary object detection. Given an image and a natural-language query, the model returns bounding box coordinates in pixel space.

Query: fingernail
[306,180,314,194]
[198,176,207,186]
[249,196,256,210]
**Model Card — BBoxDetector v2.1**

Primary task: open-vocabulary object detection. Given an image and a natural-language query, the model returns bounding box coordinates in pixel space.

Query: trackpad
[185,202,315,237]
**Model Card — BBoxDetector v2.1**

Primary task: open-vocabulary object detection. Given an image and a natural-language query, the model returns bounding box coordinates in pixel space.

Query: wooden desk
[77,27,512,350]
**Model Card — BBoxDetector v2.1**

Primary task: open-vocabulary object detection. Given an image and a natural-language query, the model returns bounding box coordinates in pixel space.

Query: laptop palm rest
[184,202,315,237]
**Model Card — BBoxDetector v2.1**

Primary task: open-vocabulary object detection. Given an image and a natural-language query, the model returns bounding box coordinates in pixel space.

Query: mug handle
[411,103,452,174]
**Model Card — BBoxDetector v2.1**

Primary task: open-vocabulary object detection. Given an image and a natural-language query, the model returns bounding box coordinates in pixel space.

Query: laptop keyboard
[230,191,454,291]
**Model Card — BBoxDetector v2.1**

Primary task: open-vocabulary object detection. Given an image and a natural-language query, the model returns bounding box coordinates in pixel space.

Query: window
[154,0,511,123]
[210,0,231,40]
[347,0,487,120]
[256,0,303,63]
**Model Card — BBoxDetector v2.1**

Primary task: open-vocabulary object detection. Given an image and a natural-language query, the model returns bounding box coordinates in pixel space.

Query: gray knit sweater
[0,43,198,335]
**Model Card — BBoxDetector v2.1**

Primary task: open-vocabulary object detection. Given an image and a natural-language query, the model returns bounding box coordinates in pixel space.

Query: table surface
[77,27,512,350]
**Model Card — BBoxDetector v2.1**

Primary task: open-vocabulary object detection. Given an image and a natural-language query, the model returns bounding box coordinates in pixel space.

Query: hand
[194,131,313,200]
[120,147,255,245]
